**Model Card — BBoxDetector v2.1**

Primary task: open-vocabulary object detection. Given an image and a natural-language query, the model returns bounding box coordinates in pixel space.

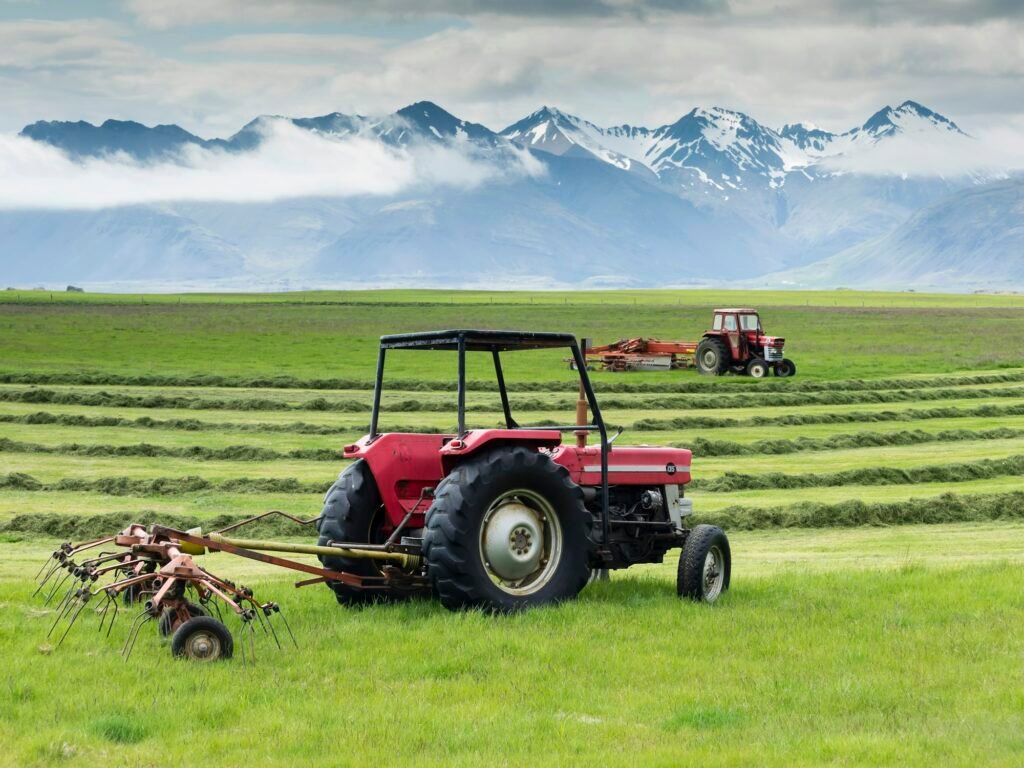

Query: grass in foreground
[1,523,1022,767]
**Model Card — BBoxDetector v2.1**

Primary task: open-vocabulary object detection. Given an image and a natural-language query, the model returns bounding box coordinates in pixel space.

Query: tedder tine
[121,610,152,661]
[56,595,90,648]
[43,570,73,605]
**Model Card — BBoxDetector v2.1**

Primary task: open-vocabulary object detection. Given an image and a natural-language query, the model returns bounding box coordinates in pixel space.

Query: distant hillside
[765,179,1024,290]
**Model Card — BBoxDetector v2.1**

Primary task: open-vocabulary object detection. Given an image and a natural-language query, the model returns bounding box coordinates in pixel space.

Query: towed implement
[40,329,730,660]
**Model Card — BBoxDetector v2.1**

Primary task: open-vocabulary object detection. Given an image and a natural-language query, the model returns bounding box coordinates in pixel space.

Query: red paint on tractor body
[344,431,692,526]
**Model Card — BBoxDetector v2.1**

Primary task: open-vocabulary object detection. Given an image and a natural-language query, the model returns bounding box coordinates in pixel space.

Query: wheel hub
[482,502,544,580]
[186,631,220,660]
[478,489,563,596]
[703,546,724,601]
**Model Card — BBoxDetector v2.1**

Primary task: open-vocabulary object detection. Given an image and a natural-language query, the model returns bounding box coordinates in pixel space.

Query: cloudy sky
[1,0,1022,137]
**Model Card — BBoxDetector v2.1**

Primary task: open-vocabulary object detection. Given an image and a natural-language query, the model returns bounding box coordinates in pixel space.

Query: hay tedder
[38,330,730,661]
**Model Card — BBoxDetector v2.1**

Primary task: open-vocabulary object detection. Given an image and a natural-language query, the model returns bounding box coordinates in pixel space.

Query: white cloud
[0,120,543,210]
[822,126,1024,177]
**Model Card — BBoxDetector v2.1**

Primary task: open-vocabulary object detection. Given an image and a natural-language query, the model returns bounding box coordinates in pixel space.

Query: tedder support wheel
[677,525,731,603]
[696,338,730,376]
[316,459,412,606]
[774,359,796,378]
[171,616,233,661]
[423,447,593,612]
[158,601,207,637]
[746,358,769,378]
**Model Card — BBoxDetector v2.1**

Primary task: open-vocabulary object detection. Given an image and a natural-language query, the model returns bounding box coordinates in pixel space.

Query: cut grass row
[4,426,1024,462]
[4,367,1024,394]
[3,485,1024,540]
[7,383,1024,414]
[6,410,1024,451]
[7,451,1023,498]
[8,400,1024,437]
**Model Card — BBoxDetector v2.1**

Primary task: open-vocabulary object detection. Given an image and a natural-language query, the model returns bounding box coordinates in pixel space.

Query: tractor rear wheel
[423,447,593,612]
[677,525,731,603]
[746,358,769,378]
[696,338,730,376]
[316,460,410,606]
[774,358,797,378]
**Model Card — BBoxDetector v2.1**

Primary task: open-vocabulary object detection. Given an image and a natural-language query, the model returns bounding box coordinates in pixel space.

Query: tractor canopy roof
[379,329,577,352]
[713,308,759,314]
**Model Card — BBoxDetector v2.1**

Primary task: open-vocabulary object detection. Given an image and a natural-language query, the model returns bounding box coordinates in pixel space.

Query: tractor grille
[764,346,784,362]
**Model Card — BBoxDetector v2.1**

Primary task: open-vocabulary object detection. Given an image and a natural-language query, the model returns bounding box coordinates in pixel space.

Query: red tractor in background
[585,307,795,378]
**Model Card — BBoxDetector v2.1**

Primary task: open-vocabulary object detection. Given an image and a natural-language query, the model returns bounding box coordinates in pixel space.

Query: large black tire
[774,358,797,378]
[677,525,731,603]
[171,616,233,661]
[316,460,400,606]
[423,447,593,613]
[696,337,730,375]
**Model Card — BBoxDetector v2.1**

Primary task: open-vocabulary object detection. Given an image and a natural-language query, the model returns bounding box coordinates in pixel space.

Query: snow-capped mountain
[7,99,1017,291]
[500,100,973,193]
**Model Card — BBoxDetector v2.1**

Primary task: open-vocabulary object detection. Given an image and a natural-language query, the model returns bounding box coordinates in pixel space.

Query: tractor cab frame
[366,329,613,544]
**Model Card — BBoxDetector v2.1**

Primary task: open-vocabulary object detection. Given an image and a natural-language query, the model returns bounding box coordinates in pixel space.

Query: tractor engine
[759,335,785,362]
[584,485,679,568]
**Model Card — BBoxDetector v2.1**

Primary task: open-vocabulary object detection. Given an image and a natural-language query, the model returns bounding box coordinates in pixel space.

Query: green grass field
[1,289,1023,766]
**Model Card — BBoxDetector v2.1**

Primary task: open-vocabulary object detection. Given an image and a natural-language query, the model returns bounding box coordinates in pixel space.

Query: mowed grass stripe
[8,383,1024,413]
[7,411,1024,452]
[4,367,1024,394]
[5,489,1024,538]
[4,426,1024,461]
[9,451,1024,498]
[5,434,1024,481]
[8,401,1024,438]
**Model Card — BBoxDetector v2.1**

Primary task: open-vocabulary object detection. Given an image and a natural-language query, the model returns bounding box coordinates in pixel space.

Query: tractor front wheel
[677,525,731,603]
[696,338,730,376]
[423,447,593,612]
[774,358,797,378]
[746,358,769,378]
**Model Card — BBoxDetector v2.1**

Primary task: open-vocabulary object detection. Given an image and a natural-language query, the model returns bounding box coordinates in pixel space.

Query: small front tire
[746,358,769,378]
[171,616,233,661]
[677,525,731,603]
[774,359,797,378]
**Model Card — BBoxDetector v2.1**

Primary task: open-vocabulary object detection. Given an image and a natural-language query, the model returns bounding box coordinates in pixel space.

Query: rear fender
[439,429,562,472]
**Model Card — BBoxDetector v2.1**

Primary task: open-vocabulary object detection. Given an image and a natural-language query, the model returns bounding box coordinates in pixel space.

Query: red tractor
[317,329,730,612]
[584,308,795,377]
[695,307,795,378]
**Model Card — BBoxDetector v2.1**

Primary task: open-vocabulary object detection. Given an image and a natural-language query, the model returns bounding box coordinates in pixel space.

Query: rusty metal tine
[106,599,120,639]
[53,578,81,614]
[97,594,112,634]
[252,606,270,635]
[121,609,148,656]
[48,588,85,637]
[56,599,88,648]
[35,554,58,581]
[122,616,151,661]
[43,570,72,604]
[33,561,63,596]
[264,612,282,650]
[278,609,298,648]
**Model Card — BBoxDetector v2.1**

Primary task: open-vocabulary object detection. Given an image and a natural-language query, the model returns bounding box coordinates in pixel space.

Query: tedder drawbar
[38,330,731,661]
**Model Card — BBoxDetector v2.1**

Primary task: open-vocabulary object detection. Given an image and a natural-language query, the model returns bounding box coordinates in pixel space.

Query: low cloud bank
[819,127,1024,178]
[0,119,544,210]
